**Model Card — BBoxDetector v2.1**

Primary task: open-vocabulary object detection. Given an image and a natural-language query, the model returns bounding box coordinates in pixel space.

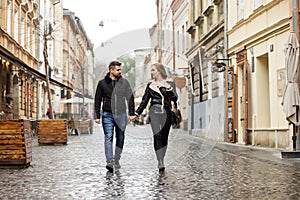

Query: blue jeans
[102,112,128,163]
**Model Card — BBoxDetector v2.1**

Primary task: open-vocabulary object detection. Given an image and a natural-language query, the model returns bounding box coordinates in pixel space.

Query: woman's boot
[158,159,165,173]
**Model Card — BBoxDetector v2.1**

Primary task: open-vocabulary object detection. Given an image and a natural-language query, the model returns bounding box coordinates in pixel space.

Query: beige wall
[228,0,290,147]
[228,0,289,51]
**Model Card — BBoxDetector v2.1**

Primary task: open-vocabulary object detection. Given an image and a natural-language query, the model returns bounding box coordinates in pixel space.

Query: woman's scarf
[149,80,173,112]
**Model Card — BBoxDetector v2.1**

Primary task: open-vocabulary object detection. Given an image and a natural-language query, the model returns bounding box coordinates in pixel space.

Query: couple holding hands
[95,61,178,174]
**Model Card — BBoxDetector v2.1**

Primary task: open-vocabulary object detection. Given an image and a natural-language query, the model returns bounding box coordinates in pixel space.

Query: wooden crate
[37,119,67,145]
[0,120,32,167]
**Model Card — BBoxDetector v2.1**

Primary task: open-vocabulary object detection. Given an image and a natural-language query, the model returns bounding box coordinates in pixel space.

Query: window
[176,30,180,55]
[32,29,35,56]
[181,25,185,54]
[254,0,263,10]
[27,23,31,52]
[191,0,195,21]
[199,22,203,35]
[189,63,195,94]
[199,0,203,14]
[218,1,224,21]
[21,18,25,47]
[7,0,11,35]
[14,9,18,41]
[207,13,213,30]
[237,0,244,21]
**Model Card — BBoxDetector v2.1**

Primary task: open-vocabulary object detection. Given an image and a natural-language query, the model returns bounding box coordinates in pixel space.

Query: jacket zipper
[113,80,117,114]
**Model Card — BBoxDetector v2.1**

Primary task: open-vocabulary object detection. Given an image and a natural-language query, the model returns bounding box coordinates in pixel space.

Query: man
[95,60,136,173]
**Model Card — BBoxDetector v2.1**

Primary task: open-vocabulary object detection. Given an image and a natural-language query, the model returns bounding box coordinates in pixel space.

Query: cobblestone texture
[0,123,300,199]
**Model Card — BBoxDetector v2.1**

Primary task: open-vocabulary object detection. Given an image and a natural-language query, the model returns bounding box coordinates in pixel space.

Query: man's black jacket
[94,73,135,119]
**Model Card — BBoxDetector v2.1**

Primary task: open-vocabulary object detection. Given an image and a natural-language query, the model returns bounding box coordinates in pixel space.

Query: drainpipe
[159,0,163,62]
[223,0,228,141]
[172,17,176,72]
[252,114,256,146]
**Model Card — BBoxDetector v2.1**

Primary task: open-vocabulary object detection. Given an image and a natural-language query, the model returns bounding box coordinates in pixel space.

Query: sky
[63,0,157,49]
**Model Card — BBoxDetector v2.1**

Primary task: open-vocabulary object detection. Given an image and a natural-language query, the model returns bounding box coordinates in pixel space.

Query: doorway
[256,53,270,128]
[236,49,248,144]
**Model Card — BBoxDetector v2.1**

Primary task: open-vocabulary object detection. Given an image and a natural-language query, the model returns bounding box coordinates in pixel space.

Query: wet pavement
[0,123,300,199]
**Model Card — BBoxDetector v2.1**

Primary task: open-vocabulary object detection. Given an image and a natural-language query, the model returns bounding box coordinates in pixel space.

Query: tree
[43,30,53,119]
[117,56,135,89]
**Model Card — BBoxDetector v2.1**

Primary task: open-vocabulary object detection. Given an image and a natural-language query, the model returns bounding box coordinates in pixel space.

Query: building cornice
[228,0,285,35]
[228,19,289,55]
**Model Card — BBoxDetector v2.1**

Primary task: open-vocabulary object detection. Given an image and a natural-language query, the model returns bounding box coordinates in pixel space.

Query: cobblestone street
[1,123,300,199]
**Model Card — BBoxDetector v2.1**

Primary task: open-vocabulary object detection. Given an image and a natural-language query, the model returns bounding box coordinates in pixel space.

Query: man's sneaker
[115,160,121,169]
[106,161,114,173]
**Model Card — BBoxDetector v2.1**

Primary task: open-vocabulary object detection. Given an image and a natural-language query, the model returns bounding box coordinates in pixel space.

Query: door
[236,49,248,144]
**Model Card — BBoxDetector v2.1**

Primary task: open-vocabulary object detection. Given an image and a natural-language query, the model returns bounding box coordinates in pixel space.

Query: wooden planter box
[37,119,68,145]
[0,120,32,167]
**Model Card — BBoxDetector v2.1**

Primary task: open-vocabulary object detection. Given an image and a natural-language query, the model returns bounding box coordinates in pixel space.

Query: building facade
[186,0,226,140]
[227,0,291,148]
[171,0,190,130]
[0,0,40,119]
[0,1,95,121]
[62,9,95,118]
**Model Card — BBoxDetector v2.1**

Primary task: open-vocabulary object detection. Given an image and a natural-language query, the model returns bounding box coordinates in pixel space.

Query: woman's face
[151,65,160,80]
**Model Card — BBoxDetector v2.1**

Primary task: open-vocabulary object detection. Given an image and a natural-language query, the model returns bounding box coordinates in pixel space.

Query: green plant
[61,112,69,119]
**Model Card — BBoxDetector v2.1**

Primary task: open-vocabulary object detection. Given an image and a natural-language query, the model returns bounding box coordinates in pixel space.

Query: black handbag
[171,109,182,128]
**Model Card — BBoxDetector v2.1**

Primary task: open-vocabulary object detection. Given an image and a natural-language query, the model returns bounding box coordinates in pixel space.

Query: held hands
[97,116,138,123]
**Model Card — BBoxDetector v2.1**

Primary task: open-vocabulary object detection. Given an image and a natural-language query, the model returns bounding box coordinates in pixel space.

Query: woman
[132,63,178,173]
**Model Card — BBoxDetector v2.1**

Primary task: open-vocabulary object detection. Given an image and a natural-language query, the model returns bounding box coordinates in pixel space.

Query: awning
[0,45,73,91]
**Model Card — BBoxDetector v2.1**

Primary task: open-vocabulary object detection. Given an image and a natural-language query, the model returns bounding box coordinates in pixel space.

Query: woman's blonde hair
[152,63,168,79]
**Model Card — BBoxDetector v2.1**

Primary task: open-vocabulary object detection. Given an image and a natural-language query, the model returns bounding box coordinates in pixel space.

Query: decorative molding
[194,15,204,26]
[33,1,38,10]
[20,2,29,12]
[203,5,214,16]
[33,17,39,26]
[15,0,22,5]
[187,25,196,34]
[213,0,222,5]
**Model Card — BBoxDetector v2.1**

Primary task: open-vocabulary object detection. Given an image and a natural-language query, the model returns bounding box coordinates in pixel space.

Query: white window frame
[7,0,11,35]
[14,9,18,41]
[237,0,244,21]
[254,0,263,10]
[21,18,25,47]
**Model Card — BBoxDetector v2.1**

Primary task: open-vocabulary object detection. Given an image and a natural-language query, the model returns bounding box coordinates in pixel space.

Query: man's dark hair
[109,61,122,70]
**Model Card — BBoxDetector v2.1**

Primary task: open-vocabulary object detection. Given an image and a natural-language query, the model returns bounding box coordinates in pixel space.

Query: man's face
[110,65,122,78]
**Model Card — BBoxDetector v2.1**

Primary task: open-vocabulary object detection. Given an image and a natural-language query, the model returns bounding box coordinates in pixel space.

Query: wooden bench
[68,118,93,135]
[78,119,92,135]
